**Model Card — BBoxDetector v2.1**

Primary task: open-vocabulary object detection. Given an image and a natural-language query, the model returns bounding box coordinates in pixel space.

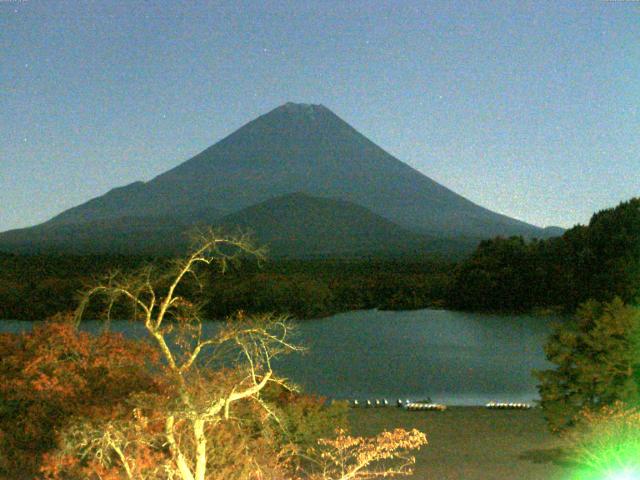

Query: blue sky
[2,0,638,232]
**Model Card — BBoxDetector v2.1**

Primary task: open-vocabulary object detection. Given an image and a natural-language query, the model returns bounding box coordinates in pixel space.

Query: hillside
[218,193,477,258]
[0,193,477,257]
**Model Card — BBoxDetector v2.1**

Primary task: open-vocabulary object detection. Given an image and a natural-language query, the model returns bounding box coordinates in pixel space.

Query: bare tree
[54,228,428,480]
[73,229,302,480]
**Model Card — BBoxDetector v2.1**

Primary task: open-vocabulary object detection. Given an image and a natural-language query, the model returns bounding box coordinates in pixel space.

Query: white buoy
[486,401,532,410]
[406,402,447,412]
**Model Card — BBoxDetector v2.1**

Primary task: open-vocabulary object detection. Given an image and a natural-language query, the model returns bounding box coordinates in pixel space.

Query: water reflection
[0,309,559,405]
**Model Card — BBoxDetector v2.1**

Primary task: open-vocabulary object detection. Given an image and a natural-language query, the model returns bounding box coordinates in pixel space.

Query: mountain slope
[218,193,477,258]
[0,215,199,255]
[0,193,477,257]
[39,103,547,239]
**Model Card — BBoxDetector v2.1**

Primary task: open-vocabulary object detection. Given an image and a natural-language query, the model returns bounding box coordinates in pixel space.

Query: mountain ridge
[216,192,478,258]
[0,193,478,258]
[1,102,562,256]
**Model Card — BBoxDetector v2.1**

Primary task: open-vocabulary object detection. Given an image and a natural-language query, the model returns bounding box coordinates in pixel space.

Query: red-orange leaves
[310,428,428,480]
[0,316,161,479]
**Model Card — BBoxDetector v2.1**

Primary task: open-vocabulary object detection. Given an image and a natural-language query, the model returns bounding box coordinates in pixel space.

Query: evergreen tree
[534,298,640,432]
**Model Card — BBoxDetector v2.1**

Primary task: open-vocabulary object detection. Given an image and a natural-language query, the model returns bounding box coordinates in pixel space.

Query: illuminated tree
[60,229,303,480]
[34,229,427,480]
[535,297,640,432]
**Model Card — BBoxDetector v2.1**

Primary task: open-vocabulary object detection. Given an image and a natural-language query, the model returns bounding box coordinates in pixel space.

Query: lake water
[0,309,559,406]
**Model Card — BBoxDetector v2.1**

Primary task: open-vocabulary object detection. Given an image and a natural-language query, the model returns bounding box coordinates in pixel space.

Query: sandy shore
[349,407,571,480]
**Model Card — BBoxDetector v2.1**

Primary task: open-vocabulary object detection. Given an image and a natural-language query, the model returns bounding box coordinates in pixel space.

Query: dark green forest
[448,198,640,312]
[1,197,638,320]
[0,254,452,320]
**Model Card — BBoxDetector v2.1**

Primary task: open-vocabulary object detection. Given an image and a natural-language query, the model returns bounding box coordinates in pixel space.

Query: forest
[0,254,452,321]
[448,198,640,312]
[0,198,638,321]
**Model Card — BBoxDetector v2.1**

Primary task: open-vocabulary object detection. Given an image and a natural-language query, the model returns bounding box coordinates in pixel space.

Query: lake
[0,309,559,406]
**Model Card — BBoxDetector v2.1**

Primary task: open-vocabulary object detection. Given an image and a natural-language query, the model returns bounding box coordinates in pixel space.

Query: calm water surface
[1,309,558,405]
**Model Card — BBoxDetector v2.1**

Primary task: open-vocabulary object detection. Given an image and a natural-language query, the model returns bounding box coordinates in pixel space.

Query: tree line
[0,254,452,321]
[447,198,640,312]
[1,197,638,321]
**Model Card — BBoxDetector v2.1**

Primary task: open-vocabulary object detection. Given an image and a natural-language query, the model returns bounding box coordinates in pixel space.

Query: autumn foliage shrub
[0,314,161,478]
[268,387,350,452]
[308,428,428,480]
[43,398,294,480]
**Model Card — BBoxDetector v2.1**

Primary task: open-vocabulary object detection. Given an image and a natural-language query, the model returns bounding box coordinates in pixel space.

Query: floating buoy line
[406,402,447,411]
[348,399,533,411]
[485,401,533,410]
[350,398,446,411]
